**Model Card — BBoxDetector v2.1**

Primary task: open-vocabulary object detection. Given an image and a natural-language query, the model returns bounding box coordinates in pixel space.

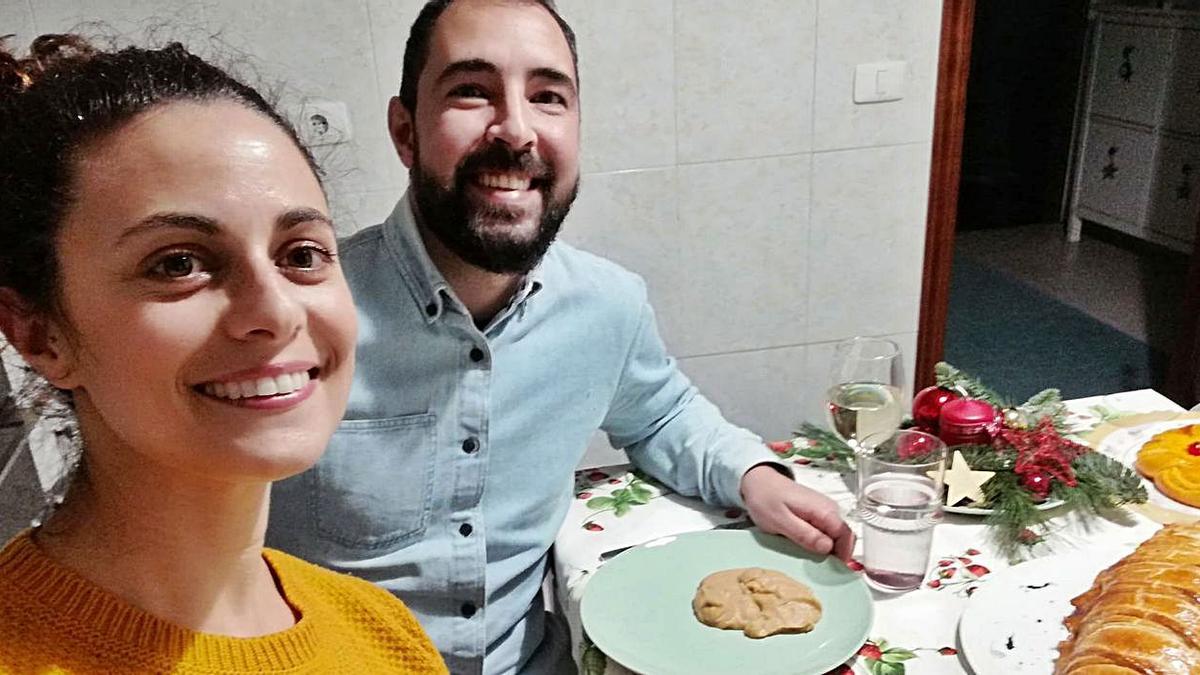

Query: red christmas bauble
[912,386,961,430]
[938,398,1001,446]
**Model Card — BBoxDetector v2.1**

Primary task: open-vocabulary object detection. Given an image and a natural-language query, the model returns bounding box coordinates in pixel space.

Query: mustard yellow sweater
[0,531,448,674]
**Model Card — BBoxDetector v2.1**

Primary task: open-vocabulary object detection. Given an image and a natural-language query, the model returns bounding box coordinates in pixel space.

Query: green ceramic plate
[580,529,873,675]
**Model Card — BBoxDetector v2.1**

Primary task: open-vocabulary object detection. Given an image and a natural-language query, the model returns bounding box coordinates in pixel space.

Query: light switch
[854,61,907,104]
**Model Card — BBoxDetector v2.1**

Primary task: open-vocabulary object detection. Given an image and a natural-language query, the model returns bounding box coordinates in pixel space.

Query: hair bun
[0,33,96,94]
[0,36,30,94]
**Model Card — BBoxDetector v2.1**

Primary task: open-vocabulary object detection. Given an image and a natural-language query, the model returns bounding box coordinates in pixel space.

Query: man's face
[389,0,581,274]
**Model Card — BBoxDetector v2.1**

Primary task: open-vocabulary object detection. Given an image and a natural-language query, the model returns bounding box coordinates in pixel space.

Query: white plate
[957,546,1133,675]
[944,499,1064,516]
[1093,419,1200,518]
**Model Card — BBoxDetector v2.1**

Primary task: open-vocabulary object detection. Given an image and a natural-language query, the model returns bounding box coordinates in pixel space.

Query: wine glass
[825,337,905,448]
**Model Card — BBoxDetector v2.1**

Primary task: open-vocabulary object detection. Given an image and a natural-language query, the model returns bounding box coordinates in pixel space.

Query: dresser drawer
[1148,135,1200,243]
[1164,28,1200,137]
[1090,21,1173,127]
[1077,120,1158,225]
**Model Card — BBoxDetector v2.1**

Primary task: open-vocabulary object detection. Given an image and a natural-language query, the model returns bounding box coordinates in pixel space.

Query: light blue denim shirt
[267,192,783,674]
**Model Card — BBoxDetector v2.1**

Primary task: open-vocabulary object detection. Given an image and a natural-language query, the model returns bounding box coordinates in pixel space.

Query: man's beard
[410,142,579,275]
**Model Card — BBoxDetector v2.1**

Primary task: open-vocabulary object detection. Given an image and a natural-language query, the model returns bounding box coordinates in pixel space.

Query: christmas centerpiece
[781,363,1147,558]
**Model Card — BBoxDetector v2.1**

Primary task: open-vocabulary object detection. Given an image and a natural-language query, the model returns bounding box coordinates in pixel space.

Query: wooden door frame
[1166,224,1200,407]
[914,0,977,392]
[917,0,1200,404]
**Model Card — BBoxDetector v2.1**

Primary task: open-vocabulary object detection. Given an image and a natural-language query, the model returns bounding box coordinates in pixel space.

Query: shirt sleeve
[599,289,791,508]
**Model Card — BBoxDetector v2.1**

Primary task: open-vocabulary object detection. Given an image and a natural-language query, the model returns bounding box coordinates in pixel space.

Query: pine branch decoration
[935,362,1012,408]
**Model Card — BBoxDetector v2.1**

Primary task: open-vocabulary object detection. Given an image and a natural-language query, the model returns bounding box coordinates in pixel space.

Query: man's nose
[486,96,535,150]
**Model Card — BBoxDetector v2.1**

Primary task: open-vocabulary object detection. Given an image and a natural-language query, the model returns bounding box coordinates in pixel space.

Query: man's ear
[388,96,416,169]
[0,288,78,389]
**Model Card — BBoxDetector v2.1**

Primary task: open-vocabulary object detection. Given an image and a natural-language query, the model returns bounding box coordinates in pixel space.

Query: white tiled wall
[3,0,943,467]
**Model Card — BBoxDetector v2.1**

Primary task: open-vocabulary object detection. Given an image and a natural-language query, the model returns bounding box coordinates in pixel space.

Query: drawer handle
[1180,164,1193,202]
[1119,45,1135,82]
[1103,146,1119,180]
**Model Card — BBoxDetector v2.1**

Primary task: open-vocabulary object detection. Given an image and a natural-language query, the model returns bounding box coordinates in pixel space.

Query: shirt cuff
[721,444,795,509]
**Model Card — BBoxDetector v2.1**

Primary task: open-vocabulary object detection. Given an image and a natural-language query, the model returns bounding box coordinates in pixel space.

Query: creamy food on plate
[692,567,823,639]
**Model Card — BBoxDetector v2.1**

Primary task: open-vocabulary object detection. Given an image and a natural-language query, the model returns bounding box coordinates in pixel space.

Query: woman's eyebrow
[277,207,334,232]
[117,213,218,244]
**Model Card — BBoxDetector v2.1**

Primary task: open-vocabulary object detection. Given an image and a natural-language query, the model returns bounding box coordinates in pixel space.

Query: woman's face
[47,101,356,485]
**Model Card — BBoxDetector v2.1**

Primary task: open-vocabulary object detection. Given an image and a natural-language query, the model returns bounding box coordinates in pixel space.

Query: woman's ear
[0,289,78,389]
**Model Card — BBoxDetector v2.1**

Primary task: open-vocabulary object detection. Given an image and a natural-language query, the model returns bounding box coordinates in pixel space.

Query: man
[268,1,854,673]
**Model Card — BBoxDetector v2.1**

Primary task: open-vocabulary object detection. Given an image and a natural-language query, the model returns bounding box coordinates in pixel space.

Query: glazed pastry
[1136,424,1200,508]
[1054,523,1200,674]
[692,567,822,639]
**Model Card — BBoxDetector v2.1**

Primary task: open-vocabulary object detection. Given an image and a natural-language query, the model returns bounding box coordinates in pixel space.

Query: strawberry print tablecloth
[553,390,1180,674]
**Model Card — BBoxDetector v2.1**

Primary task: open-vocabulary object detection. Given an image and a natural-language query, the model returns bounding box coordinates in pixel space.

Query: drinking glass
[825,337,905,448]
[854,429,948,593]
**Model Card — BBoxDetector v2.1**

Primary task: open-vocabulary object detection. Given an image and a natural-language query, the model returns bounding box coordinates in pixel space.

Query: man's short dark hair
[398,0,578,113]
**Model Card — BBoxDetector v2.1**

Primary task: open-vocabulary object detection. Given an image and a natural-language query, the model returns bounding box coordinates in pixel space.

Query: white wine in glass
[826,382,903,445]
[826,337,905,446]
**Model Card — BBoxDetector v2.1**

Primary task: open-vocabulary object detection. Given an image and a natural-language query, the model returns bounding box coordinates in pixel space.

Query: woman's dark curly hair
[0,34,320,315]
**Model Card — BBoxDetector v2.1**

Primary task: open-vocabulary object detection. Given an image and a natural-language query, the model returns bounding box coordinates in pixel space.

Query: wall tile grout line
[676,331,919,363]
[806,0,821,348]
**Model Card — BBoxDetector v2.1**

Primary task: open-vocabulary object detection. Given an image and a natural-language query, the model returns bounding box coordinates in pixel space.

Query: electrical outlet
[293,99,352,147]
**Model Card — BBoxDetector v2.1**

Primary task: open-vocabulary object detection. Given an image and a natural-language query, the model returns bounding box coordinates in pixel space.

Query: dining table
[552,388,1198,675]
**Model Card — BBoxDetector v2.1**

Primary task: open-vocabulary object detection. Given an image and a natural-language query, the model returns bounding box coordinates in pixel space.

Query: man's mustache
[456,143,553,182]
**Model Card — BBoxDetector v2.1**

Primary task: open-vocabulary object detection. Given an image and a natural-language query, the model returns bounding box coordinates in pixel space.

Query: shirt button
[461,602,477,618]
[425,302,437,317]
[461,437,479,454]
[469,347,485,362]
[459,522,473,537]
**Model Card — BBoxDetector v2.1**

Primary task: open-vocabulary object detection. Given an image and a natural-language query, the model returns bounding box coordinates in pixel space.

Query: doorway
[917,0,1199,405]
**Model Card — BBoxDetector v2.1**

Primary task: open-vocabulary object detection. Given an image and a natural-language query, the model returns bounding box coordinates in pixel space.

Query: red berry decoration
[927,579,942,588]
[938,647,959,656]
[966,564,991,577]
[1020,472,1051,501]
[767,440,792,454]
[912,386,961,430]
[577,491,593,500]
[1189,442,1200,457]
[857,643,883,660]
[583,522,604,532]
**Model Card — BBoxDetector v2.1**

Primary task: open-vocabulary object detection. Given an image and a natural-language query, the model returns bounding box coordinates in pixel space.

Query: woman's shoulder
[263,548,403,611]
[263,548,447,672]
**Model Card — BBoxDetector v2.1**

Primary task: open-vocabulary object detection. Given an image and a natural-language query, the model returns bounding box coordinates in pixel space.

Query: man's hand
[740,464,855,562]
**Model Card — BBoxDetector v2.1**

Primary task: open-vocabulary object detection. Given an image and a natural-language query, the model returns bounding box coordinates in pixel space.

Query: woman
[0,35,446,673]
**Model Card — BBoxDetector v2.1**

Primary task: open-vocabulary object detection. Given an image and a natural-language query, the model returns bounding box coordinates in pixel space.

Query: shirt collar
[382,189,547,324]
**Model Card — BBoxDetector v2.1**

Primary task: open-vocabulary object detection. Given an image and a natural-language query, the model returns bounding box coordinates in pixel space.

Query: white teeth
[255,377,278,397]
[479,173,531,190]
[202,370,311,400]
[273,373,293,392]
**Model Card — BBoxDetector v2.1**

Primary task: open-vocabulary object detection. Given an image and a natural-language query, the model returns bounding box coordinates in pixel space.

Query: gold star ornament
[931,450,995,507]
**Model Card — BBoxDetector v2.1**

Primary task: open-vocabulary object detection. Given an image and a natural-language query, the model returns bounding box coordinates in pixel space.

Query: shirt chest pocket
[307,413,437,550]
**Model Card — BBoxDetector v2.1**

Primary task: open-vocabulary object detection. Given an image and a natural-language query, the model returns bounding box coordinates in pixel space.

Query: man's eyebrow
[435,58,498,85]
[434,59,577,95]
[117,213,218,244]
[277,207,334,232]
[530,67,576,94]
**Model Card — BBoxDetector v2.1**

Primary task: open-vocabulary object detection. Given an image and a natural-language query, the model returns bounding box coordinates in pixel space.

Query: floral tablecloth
[553,389,1188,675]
